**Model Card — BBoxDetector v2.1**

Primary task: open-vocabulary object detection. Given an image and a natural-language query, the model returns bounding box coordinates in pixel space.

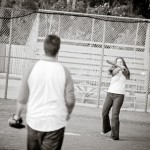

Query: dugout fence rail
[0,8,150,112]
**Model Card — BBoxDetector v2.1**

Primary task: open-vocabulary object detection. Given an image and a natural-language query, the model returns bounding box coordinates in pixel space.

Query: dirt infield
[0,100,150,150]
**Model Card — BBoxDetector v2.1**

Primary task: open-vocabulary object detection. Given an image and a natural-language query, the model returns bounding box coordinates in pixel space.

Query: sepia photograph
[0,0,150,150]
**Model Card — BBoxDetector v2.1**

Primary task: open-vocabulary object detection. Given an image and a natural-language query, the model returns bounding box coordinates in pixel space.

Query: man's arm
[64,67,75,120]
[14,62,36,120]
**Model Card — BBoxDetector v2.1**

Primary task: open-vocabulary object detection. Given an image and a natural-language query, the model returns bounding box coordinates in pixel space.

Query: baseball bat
[106,60,118,67]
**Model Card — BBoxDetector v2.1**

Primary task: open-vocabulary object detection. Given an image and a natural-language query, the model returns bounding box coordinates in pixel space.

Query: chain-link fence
[0,8,150,112]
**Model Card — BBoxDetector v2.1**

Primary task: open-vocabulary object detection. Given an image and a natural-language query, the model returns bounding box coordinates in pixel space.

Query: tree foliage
[0,0,150,18]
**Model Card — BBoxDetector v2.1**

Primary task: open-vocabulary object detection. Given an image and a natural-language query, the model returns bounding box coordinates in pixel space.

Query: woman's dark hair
[44,34,61,57]
[115,57,130,79]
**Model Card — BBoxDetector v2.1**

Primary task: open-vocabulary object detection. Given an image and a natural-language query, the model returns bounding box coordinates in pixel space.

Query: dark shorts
[27,125,65,150]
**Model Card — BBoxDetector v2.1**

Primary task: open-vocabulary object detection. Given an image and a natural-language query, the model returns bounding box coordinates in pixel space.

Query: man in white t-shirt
[11,35,75,150]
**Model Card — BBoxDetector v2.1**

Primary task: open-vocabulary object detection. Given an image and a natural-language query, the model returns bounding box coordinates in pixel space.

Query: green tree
[132,0,150,18]
[1,0,150,18]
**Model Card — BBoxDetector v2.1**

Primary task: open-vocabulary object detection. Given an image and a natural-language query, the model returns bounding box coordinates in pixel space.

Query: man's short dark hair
[44,35,61,57]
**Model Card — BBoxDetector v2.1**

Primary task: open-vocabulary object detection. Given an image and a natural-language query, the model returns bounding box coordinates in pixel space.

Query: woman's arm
[108,65,129,79]
[122,68,129,79]
[112,67,121,76]
[109,66,121,76]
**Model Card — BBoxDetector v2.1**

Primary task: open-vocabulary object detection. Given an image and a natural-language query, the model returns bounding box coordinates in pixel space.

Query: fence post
[45,14,48,35]
[48,14,53,34]
[145,23,150,112]
[57,15,61,36]
[80,19,95,104]
[97,21,106,107]
[90,19,95,47]
[133,23,139,111]
[4,9,13,100]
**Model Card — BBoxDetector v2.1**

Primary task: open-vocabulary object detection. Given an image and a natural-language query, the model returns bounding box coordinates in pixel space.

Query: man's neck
[40,55,58,62]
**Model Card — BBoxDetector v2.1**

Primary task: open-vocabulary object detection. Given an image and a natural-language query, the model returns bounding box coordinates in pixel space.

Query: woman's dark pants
[102,92,124,140]
[27,126,65,150]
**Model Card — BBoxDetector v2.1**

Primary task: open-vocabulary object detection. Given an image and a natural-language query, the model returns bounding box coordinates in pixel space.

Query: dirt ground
[0,100,150,150]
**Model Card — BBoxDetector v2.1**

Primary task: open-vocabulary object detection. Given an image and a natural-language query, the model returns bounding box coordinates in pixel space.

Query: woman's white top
[108,71,126,95]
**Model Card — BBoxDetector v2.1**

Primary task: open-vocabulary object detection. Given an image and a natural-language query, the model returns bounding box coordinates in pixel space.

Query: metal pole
[34,13,40,57]
[145,23,150,112]
[57,15,61,36]
[56,15,61,61]
[45,14,48,35]
[81,19,95,104]
[35,13,40,42]
[38,9,150,23]
[48,14,53,34]
[145,71,150,112]
[90,19,95,47]
[4,9,13,100]
[133,23,139,111]
[97,21,106,107]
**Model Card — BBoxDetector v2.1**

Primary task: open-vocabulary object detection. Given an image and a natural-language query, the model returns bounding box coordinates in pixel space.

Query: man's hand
[8,114,25,129]
[13,114,20,120]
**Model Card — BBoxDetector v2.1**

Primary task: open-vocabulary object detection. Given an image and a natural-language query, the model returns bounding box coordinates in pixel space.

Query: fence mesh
[0,8,11,99]
[0,8,150,112]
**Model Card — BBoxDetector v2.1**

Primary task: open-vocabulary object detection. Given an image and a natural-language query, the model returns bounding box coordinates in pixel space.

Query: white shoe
[101,132,106,136]
[108,137,119,141]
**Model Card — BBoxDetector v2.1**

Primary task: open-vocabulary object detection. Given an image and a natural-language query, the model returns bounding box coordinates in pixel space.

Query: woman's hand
[118,65,126,71]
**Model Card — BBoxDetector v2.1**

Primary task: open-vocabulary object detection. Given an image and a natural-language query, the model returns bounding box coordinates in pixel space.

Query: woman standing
[101,57,130,140]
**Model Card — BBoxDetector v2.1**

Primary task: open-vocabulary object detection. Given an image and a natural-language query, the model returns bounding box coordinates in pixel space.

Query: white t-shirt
[108,71,126,95]
[26,60,74,132]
